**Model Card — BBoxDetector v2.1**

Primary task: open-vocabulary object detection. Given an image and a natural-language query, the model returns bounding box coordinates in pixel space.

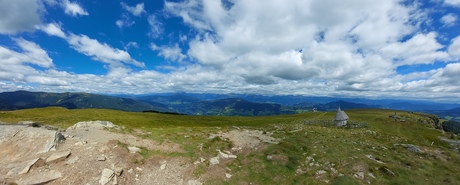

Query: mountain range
[0,91,459,121]
[0,91,168,112]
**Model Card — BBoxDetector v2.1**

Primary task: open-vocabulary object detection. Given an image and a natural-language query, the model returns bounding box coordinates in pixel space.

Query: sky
[0,0,460,101]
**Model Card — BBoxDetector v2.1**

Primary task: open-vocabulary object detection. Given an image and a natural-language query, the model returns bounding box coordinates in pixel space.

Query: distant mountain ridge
[0,91,169,112]
[1,91,459,119]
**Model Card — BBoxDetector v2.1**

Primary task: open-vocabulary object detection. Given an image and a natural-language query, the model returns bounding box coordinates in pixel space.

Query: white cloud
[62,0,88,17]
[442,63,460,79]
[165,0,211,31]
[124,42,139,50]
[441,13,457,27]
[148,15,163,37]
[444,0,460,7]
[0,0,43,34]
[26,75,69,86]
[179,34,188,42]
[43,0,58,6]
[0,38,53,82]
[167,0,421,83]
[37,23,66,38]
[448,36,460,58]
[115,14,135,28]
[13,38,54,68]
[150,43,160,50]
[151,43,187,62]
[2,0,460,100]
[155,0,460,99]
[67,33,145,68]
[121,2,145,16]
[381,32,449,66]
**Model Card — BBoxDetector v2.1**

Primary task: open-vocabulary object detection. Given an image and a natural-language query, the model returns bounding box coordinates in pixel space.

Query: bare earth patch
[210,128,280,150]
[0,121,200,185]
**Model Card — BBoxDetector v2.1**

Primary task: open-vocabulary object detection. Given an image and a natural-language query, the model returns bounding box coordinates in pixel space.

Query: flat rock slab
[99,168,115,185]
[6,158,39,176]
[15,170,62,185]
[46,150,71,163]
[0,125,57,163]
[68,121,116,130]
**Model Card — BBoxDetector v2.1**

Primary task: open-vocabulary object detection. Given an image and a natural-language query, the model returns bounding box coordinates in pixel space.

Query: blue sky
[0,0,460,101]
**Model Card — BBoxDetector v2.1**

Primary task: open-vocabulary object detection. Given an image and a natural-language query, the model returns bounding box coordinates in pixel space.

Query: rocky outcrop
[0,121,195,185]
[0,124,67,184]
[68,120,117,130]
[401,144,422,154]
[0,125,63,163]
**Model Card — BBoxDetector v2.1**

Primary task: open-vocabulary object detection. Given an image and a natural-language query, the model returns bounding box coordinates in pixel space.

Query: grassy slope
[1,107,459,184]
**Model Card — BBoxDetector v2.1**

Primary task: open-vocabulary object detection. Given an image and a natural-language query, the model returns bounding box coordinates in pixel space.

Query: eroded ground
[0,121,279,185]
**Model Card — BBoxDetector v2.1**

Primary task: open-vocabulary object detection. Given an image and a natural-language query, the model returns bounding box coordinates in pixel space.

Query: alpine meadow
[1,0,460,184]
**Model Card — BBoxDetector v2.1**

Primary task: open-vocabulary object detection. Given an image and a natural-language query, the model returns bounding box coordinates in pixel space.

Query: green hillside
[0,91,168,112]
[1,107,459,184]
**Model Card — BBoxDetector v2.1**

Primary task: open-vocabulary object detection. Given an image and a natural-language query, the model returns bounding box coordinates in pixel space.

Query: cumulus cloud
[381,32,449,65]
[62,0,88,17]
[442,63,460,79]
[155,0,460,99]
[448,36,460,58]
[0,38,53,82]
[166,0,421,83]
[121,2,145,16]
[67,33,145,68]
[0,0,43,34]
[164,0,211,31]
[441,13,457,27]
[13,38,54,68]
[150,43,187,62]
[2,0,460,100]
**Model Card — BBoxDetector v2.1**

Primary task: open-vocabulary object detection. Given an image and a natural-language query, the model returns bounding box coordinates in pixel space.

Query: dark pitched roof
[334,107,349,121]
